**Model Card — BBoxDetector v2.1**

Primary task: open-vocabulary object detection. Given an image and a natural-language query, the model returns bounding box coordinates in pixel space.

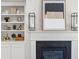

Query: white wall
[66,0,78,30]
[71,40,78,59]
[26,0,78,31]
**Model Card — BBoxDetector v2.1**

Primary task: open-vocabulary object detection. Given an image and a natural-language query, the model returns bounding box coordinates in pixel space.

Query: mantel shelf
[28,30,78,33]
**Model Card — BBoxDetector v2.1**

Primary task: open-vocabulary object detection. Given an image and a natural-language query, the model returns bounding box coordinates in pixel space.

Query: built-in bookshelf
[1,1,26,41]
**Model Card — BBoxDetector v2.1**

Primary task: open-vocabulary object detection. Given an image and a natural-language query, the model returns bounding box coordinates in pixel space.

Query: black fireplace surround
[36,41,71,59]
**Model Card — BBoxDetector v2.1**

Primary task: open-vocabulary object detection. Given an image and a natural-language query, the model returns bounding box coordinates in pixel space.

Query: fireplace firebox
[36,41,71,59]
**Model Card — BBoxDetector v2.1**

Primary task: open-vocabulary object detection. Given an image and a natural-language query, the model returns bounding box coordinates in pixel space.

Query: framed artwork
[43,0,65,30]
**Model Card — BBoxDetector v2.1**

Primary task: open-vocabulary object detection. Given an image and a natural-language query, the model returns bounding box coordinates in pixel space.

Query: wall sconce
[28,12,35,31]
[71,12,78,31]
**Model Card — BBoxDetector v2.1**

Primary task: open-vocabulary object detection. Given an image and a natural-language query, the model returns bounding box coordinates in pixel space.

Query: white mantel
[31,39,78,59]
[30,31,78,59]
[30,31,78,41]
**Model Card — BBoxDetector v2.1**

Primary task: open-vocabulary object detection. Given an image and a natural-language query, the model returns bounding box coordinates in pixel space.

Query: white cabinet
[12,43,25,59]
[1,43,11,59]
[1,42,25,59]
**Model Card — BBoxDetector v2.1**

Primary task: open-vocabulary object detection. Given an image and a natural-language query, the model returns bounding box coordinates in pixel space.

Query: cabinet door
[12,43,25,59]
[1,43,11,59]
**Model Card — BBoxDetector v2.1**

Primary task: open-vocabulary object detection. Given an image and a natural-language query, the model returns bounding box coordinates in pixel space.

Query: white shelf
[1,22,24,24]
[1,30,24,32]
[1,14,25,16]
[1,2,25,6]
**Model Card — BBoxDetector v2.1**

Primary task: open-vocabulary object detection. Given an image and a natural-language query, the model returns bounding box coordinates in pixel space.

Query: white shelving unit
[1,1,26,41]
[1,0,26,59]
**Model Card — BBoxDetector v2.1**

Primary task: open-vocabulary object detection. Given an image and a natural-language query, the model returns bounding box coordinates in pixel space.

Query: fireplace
[36,41,71,59]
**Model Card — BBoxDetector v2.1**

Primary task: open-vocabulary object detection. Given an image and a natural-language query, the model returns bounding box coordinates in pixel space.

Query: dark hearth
[36,41,71,59]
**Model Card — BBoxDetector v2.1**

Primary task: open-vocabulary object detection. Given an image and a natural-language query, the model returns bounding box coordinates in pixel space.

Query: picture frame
[43,0,66,30]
